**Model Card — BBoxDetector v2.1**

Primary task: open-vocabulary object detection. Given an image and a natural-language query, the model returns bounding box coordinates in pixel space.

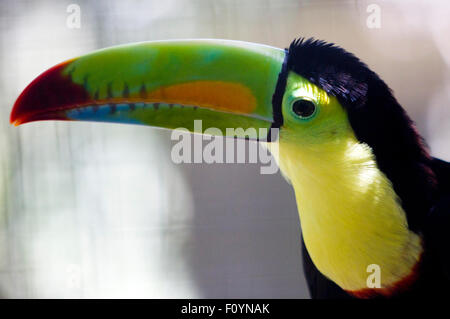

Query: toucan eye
[292,99,316,119]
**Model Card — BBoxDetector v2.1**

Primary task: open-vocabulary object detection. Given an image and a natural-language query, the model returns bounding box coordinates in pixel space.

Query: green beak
[10,39,285,140]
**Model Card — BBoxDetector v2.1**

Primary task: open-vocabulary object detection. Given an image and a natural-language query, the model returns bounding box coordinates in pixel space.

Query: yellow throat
[275,135,422,294]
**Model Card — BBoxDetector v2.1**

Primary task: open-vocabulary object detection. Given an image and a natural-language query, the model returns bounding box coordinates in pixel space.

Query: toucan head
[10,38,434,230]
[10,39,372,145]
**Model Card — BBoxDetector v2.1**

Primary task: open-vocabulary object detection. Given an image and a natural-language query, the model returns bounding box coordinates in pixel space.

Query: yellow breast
[274,136,422,294]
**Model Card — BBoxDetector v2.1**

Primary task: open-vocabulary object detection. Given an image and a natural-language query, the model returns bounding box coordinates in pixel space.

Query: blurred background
[0,0,449,298]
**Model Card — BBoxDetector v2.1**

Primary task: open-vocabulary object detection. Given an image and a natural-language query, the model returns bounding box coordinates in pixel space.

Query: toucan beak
[11,39,285,140]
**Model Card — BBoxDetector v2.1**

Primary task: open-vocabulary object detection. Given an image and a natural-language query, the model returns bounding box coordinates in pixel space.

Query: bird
[10,38,450,299]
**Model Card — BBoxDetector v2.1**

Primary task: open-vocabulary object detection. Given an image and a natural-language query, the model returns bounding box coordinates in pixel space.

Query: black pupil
[292,99,315,118]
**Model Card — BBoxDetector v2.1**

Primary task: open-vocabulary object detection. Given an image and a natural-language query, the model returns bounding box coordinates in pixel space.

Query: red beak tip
[10,114,23,126]
[10,105,22,126]
[9,57,86,128]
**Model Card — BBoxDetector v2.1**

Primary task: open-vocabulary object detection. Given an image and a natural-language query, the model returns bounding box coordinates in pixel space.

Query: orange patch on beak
[142,81,257,114]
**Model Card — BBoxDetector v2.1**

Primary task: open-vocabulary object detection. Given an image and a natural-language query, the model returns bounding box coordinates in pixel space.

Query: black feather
[424,158,450,279]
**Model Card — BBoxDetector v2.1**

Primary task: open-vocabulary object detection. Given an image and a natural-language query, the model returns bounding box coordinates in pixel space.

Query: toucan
[10,38,450,299]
